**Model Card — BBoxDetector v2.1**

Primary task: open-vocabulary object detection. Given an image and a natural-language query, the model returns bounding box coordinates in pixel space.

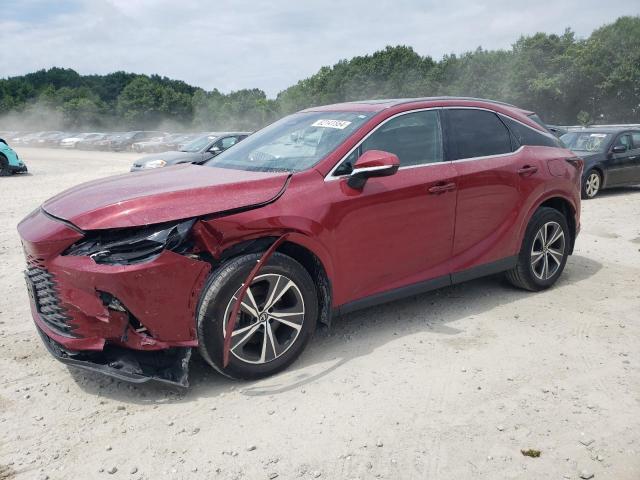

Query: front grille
[25,264,76,337]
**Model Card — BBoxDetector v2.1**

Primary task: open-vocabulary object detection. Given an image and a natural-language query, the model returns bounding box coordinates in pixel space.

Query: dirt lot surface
[1,147,639,480]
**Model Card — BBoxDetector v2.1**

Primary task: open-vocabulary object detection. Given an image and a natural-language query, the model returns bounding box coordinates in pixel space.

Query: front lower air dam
[17,209,212,387]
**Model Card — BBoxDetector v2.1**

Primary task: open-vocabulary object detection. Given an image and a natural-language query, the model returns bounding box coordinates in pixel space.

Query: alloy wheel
[530,221,566,280]
[223,273,305,364]
[585,172,600,197]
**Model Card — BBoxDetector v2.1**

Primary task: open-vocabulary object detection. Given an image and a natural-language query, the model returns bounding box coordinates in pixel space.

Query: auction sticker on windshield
[312,119,352,129]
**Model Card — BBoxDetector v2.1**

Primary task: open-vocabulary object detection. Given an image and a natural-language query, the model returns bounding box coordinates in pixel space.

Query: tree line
[1,16,638,131]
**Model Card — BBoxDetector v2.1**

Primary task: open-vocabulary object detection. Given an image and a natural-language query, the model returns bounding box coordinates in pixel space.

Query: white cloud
[1,0,638,96]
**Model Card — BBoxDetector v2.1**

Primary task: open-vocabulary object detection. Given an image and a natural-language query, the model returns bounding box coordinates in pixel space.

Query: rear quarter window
[501,115,562,148]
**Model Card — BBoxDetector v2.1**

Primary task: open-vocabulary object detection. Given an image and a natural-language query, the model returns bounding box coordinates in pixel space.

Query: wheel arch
[213,233,334,327]
[528,195,577,254]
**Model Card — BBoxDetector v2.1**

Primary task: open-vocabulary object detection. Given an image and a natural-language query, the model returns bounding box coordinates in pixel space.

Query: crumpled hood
[43,163,289,230]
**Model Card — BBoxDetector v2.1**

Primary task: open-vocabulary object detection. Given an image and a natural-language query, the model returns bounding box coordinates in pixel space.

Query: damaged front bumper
[18,209,212,387]
[37,326,192,387]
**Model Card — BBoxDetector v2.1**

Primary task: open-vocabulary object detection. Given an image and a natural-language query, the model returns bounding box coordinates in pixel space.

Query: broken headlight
[64,219,195,265]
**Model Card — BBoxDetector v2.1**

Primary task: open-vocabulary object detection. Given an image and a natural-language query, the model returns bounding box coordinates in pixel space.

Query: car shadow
[68,254,602,403]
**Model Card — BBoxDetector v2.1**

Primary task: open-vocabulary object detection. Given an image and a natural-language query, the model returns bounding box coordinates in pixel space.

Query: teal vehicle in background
[0,138,27,176]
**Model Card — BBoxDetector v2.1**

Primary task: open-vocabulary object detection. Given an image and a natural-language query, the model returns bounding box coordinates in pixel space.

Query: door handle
[428,182,456,194]
[517,165,538,176]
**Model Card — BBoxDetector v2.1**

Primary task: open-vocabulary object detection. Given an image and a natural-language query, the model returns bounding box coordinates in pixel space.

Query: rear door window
[446,109,512,160]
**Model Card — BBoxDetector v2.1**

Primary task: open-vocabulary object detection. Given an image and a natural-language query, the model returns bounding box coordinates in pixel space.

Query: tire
[506,207,570,291]
[582,169,601,199]
[0,154,12,177]
[197,252,318,380]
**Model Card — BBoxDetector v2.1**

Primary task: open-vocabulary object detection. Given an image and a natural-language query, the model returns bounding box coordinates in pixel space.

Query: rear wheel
[506,207,569,291]
[0,154,12,177]
[582,170,601,199]
[197,252,318,379]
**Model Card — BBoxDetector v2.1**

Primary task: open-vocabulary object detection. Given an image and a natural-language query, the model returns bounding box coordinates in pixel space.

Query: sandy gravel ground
[1,147,639,480]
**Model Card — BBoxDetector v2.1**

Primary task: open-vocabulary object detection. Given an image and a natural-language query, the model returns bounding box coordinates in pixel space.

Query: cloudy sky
[1,0,638,97]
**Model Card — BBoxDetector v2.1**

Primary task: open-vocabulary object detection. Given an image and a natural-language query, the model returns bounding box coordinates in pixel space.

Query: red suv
[18,98,582,386]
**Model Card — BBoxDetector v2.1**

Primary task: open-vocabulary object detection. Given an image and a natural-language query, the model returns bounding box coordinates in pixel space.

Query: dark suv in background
[561,127,640,198]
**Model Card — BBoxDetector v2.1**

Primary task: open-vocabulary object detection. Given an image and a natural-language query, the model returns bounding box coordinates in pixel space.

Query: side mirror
[347,150,400,190]
[209,145,222,154]
[611,145,627,154]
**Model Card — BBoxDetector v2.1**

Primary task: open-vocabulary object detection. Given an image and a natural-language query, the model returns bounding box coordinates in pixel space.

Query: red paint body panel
[43,164,289,230]
[16,97,581,374]
[19,209,211,350]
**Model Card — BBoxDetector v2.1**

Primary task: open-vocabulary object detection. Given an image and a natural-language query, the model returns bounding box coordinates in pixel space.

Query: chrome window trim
[351,165,397,174]
[448,145,524,163]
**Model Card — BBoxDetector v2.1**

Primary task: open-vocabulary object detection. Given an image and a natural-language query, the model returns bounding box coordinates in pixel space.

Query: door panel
[606,133,637,186]
[450,152,535,270]
[443,108,534,272]
[631,133,640,183]
[324,163,457,305]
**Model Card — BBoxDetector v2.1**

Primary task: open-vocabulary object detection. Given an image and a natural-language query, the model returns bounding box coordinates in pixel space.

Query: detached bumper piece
[38,328,192,387]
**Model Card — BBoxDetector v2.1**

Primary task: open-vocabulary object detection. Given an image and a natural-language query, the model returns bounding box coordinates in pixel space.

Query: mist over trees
[1,16,638,131]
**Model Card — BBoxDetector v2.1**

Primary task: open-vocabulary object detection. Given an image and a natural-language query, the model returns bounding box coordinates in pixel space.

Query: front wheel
[506,207,570,291]
[197,252,318,379]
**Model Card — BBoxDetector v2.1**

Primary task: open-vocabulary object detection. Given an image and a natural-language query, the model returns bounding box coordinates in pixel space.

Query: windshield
[205,111,373,172]
[560,132,613,152]
[181,135,217,152]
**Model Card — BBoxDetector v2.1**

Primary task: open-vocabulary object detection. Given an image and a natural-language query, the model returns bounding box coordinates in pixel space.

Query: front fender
[1,145,21,166]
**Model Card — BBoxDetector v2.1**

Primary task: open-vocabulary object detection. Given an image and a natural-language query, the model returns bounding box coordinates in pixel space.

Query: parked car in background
[131,132,251,171]
[90,133,124,151]
[110,131,164,151]
[131,133,171,153]
[560,127,640,198]
[75,133,108,150]
[38,132,72,147]
[165,133,202,151]
[0,137,27,175]
[13,131,55,146]
[60,132,102,149]
[18,97,581,385]
[547,125,568,138]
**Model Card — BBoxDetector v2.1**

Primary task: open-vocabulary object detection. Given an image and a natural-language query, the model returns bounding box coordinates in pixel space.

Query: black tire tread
[505,207,569,292]
[0,154,12,177]
[196,252,317,380]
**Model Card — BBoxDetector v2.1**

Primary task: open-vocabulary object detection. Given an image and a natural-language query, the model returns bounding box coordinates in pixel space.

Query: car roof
[302,97,534,115]
[565,127,640,134]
